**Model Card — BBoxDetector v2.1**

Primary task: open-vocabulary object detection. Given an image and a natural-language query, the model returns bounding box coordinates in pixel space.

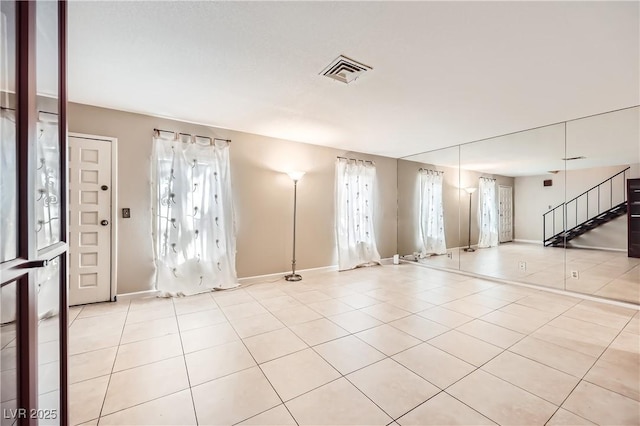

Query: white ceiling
[68,1,639,159]
[407,107,640,177]
[405,107,640,177]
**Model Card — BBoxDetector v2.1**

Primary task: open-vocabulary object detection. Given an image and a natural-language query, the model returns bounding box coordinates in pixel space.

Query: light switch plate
[122,208,131,218]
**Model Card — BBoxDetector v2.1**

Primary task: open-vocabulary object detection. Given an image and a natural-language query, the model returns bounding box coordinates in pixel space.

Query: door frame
[498,185,513,243]
[68,133,118,302]
[0,2,69,423]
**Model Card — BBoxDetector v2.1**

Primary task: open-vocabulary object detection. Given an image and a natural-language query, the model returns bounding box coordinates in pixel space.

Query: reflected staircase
[543,167,630,247]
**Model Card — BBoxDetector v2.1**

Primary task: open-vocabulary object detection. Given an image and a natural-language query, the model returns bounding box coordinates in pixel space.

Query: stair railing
[543,166,630,246]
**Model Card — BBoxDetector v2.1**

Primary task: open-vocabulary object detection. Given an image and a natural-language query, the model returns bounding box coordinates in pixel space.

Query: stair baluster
[543,167,631,247]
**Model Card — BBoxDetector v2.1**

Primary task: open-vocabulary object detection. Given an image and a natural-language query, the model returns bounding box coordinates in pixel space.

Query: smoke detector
[321,55,372,84]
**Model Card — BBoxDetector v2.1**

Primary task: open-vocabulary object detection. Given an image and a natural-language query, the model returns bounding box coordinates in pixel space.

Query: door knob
[101,220,109,226]
[101,185,109,191]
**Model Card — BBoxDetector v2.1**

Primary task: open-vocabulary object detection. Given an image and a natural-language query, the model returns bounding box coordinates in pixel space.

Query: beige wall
[68,103,397,295]
[460,169,514,249]
[514,163,638,249]
[397,158,514,256]
[398,159,460,255]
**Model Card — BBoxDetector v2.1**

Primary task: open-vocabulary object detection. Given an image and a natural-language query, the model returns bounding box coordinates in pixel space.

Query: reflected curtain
[0,116,60,322]
[419,170,446,255]
[36,119,61,250]
[0,111,17,324]
[0,110,16,263]
[152,134,238,296]
[335,159,381,271]
[35,119,61,318]
[478,177,498,248]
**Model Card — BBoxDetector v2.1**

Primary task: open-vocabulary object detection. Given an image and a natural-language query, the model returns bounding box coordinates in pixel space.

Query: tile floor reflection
[417,242,640,304]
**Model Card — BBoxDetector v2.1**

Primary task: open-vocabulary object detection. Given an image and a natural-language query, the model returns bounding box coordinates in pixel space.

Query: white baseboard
[448,244,478,251]
[513,239,542,245]
[116,289,161,301]
[117,258,400,297]
[400,246,476,257]
[238,264,339,285]
[238,258,395,285]
[568,244,626,253]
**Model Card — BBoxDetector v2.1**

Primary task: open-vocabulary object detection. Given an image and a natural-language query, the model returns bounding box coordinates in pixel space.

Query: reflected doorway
[499,185,513,243]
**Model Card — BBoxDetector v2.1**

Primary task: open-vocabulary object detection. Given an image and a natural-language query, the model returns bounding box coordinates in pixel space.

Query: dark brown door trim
[58,0,69,423]
[16,1,38,423]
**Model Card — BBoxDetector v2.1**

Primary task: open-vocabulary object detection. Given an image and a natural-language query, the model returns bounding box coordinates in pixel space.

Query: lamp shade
[287,171,305,182]
[464,187,477,194]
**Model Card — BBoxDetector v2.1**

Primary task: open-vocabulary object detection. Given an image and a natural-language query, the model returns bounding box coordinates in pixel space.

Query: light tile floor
[416,242,640,304]
[68,264,640,425]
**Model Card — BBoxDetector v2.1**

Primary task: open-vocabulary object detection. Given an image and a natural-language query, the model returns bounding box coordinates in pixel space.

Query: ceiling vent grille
[321,55,372,84]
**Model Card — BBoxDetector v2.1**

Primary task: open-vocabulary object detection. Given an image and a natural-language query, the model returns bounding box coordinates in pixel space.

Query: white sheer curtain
[335,159,381,271]
[1,115,60,322]
[419,170,447,255]
[36,119,61,250]
[1,110,17,324]
[0,110,16,263]
[478,177,499,248]
[35,119,62,319]
[152,133,238,296]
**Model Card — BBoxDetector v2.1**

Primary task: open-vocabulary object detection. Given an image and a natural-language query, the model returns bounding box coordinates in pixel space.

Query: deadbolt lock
[101,220,109,226]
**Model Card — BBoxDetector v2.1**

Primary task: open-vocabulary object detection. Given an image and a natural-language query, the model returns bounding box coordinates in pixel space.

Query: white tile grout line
[542,311,640,424]
[401,260,640,310]
[66,268,639,425]
[94,299,131,425]
[174,295,200,426]
[212,291,301,426]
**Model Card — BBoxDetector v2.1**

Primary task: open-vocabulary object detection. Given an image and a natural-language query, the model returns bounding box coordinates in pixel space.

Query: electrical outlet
[571,270,579,279]
[447,251,452,259]
[122,208,131,218]
[519,261,526,271]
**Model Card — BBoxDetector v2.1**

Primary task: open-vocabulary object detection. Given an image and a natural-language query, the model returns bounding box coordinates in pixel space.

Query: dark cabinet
[629,178,640,258]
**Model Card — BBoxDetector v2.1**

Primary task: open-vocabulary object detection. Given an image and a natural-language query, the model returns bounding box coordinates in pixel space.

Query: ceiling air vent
[321,55,372,84]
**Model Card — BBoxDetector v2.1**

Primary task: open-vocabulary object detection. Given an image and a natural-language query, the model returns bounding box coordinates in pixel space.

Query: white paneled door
[69,136,112,305]
[499,185,513,243]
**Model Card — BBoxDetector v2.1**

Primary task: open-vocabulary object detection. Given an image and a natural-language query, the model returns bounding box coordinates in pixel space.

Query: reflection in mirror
[397,107,639,305]
[398,146,460,270]
[36,2,62,421]
[0,281,18,422]
[564,107,640,303]
[36,0,60,251]
[37,259,61,423]
[0,0,17,262]
[459,123,567,291]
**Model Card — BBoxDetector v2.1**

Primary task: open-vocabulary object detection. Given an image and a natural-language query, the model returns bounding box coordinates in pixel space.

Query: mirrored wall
[398,106,640,304]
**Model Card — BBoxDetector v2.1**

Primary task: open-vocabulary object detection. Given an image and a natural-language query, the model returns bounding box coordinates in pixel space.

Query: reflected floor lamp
[285,171,305,281]
[464,187,477,252]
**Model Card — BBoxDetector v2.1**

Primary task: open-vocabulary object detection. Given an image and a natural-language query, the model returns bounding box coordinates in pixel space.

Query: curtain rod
[419,168,444,174]
[1,106,58,115]
[153,128,231,144]
[337,156,375,165]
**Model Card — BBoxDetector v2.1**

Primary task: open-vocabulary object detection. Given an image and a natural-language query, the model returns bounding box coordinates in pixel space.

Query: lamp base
[463,248,476,252]
[284,273,302,282]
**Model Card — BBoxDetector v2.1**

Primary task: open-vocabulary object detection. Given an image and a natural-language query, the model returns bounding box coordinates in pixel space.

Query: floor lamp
[464,187,477,252]
[285,171,305,281]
